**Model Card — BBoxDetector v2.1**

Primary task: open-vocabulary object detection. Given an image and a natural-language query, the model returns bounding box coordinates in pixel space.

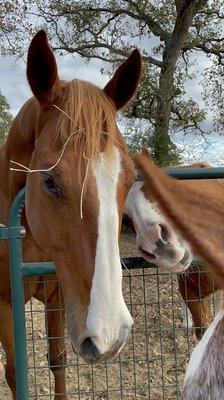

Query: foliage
[0,0,223,165]
[203,64,224,135]
[125,126,181,166]
[0,91,13,144]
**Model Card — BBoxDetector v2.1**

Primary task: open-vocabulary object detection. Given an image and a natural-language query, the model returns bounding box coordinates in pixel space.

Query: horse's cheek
[25,182,53,249]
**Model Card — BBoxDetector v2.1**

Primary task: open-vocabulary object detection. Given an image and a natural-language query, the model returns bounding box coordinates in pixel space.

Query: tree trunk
[152,0,208,166]
[152,58,178,166]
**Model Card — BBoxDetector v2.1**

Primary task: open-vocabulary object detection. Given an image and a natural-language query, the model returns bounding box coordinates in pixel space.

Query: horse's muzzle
[77,328,131,364]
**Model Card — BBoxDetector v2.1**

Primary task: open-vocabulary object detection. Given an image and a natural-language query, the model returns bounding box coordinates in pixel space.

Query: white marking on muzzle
[124,181,163,232]
[86,147,133,355]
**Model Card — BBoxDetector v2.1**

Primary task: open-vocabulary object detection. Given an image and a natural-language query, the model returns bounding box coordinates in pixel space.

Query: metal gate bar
[165,166,224,179]
[2,188,56,400]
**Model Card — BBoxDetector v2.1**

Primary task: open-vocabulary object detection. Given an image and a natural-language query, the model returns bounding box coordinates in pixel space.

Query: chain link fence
[22,262,220,400]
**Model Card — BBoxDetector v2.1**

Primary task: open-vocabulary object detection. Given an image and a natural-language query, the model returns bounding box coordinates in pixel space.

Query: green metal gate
[1,166,224,399]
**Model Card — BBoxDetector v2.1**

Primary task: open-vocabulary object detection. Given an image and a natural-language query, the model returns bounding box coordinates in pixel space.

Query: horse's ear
[142,147,152,159]
[135,152,224,283]
[27,30,60,108]
[133,148,151,180]
[104,49,142,110]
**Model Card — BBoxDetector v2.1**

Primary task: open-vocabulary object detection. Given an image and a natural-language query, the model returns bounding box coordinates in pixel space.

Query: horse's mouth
[139,246,156,260]
[72,342,122,365]
[180,249,192,268]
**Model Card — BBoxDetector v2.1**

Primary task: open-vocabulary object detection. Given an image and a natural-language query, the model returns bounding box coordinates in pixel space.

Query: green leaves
[0,91,12,144]
[0,0,223,165]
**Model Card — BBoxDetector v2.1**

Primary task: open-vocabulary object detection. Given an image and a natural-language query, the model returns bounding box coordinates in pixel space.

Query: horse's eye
[41,173,62,197]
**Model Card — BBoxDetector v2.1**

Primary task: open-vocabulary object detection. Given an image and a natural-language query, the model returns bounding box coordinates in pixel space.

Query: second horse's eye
[42,173,62,197]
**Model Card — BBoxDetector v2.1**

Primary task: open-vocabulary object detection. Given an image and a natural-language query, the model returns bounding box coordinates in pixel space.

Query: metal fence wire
[22,263,221,400]
[2,167,224,400]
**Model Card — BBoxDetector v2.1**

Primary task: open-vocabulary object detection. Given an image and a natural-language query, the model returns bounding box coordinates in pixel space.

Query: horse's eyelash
[42,174,62,197]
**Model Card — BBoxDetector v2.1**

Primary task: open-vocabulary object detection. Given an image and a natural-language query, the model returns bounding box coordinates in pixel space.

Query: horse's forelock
[54,80,120,176]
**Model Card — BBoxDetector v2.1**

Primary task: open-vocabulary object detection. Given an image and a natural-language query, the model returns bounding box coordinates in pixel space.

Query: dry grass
[0,232,214,399]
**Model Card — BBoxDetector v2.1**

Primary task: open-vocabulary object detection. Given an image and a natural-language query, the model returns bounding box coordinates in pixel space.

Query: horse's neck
[0,98,37,222]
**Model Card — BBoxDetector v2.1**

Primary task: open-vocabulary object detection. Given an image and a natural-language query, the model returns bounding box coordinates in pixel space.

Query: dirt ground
[0,232,212,399]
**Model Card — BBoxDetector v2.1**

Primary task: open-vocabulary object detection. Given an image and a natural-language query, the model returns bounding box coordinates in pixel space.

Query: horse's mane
[56,80,119,174]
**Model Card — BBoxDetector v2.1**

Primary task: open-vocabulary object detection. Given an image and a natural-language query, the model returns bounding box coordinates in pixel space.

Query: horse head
[10,30,142,363]
[123,158,193,272]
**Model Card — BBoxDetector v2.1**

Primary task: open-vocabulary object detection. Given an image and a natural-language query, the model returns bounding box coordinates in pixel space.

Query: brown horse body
[0,31,142,399]
[178,262,224,340]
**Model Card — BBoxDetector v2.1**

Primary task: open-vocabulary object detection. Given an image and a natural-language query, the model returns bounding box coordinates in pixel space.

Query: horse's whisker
[80,156,90,219]
[121,259,133,277]
[57,345,69,357]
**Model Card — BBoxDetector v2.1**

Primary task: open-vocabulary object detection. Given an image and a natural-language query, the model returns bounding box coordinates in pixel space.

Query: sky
[1,36,209,117]
[1,45,224,165]
[0,52,107,116]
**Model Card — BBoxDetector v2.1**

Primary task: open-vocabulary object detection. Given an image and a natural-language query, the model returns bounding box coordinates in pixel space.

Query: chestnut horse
[136,151,224,399]
[0,31,142,399]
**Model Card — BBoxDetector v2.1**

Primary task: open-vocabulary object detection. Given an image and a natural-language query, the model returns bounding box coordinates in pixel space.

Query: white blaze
[86,147,133,355]
[124,181,164,232]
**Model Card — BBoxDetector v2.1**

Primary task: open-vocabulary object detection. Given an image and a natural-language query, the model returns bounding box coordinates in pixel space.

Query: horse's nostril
[81,337,100,360]
[159,223,171,242]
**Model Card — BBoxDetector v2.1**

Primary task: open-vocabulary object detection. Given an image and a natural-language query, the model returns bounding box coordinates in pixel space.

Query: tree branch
[29,6,163,67]
[53,42,162,66]
[88,5,170,43]
[197,9,224,18]
[183,39,224,64]
[195,43,224,64]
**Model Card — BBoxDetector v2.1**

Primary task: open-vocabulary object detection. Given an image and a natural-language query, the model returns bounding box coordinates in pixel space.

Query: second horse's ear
[104,49,142,110]
[27,30,60,108]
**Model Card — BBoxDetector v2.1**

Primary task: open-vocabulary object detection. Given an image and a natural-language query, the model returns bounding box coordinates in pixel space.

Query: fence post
[7,188,29,400]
